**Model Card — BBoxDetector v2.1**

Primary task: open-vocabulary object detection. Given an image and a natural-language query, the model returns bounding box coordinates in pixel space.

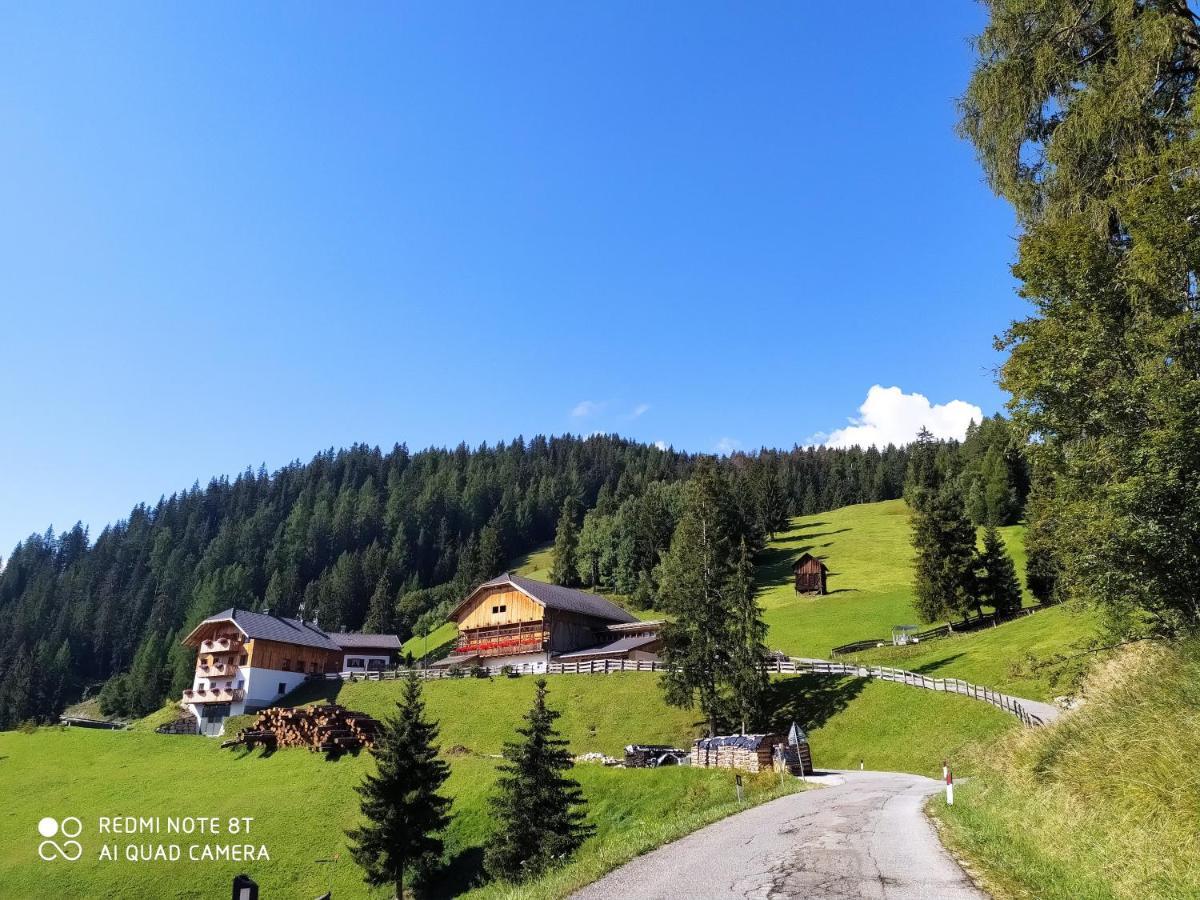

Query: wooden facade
[792,553,828,595]
[449,580,633,660]
[244,638,342,675]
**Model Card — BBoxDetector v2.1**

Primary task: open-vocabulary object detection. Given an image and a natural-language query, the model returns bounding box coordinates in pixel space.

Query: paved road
[572,770,986,900]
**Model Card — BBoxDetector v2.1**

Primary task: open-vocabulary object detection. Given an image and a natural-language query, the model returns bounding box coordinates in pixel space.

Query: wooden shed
[792,553,828,595]
[690,733,787,773]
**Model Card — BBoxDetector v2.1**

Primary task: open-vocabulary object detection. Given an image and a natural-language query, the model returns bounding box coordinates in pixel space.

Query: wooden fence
[313,657,1046,727]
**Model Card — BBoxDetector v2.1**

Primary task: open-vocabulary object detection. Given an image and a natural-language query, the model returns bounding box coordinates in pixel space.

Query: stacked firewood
[220,703,381,753]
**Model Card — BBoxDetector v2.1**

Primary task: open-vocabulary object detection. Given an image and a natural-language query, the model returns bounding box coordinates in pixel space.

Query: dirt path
[571,770,986,900]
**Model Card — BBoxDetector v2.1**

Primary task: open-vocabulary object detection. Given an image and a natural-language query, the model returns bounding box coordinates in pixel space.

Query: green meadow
[0,665,1019,899]
[1,499,1100,899]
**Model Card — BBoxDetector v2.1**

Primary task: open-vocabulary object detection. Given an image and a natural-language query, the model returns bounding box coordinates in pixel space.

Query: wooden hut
[792,553,828,595]
[690,734,786,773]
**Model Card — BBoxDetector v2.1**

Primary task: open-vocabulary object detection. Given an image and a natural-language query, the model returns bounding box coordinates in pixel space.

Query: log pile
[690,733,786,773]
[220,704,381,753]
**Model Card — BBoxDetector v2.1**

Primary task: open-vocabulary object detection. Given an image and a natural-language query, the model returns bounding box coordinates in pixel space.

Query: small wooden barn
[792,553,828,595]
[690,734,787,773]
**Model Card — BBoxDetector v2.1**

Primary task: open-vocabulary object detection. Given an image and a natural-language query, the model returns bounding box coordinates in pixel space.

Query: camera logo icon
[37,817,83,861]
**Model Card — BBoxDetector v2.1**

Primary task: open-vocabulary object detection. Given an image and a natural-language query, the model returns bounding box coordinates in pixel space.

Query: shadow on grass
[763,674,867,733]
[908,653,968,675]
[428,845,486,898]
[756,527,852,590]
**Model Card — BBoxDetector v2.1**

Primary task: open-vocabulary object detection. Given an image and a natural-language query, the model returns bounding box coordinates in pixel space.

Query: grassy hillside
[757,501,1093,689]
[932,640,1200,899]
[0,668,1018,898]
[510,544,555,581]
[851,604,1099,702]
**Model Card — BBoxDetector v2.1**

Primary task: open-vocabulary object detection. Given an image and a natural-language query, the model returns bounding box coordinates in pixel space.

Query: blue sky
[0,3,1021,557]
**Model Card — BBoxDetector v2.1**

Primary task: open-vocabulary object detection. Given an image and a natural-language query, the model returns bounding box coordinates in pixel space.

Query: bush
[469,665,490,679]
[500,665,519,678]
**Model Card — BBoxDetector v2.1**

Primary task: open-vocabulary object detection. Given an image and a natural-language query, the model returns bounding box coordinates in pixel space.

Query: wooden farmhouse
[792,552,828,595]
[433,573,662,673]
[180,609,400,736]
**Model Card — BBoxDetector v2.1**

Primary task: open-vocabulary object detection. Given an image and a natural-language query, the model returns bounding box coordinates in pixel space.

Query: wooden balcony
[183,687,245,704]
[197,661,235,677]
[199,637,244,656]
[458,622,548,659]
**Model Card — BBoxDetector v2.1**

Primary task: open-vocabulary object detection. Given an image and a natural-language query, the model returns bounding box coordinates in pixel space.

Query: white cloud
[821,385,982,449]
[571,400,603,418]
[654,440,668,451]
[631,403,651,419]
[714,436,741,455]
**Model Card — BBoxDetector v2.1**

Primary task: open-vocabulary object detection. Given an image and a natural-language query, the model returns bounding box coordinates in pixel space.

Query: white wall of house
[243,666,308,708]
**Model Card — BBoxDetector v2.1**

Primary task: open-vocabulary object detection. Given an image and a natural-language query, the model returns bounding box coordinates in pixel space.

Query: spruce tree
[658,460,738,736]
[485,679,593,880]
[976,526,1022,620]
[911,486,979,625]
[347,674,452,898]
[550,498,581,587]
[725,539,768,733]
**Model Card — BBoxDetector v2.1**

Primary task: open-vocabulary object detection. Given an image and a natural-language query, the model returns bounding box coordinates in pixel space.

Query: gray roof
[328,633,402,650]
[196,608,342,651]
[694,733,783,751]
[555,633,659,660]
[429,652,479,668]
[463,573,638,624]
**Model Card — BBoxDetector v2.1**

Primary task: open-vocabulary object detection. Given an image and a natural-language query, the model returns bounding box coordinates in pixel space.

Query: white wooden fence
[314,657,1046,727]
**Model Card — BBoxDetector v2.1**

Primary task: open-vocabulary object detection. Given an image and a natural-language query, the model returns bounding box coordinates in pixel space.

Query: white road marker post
[945,765,954,806]
[860,758,864,771]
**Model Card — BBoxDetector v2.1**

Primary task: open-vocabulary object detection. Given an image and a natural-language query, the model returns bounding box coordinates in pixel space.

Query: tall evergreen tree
[976,526,1022,620]
[657,460,739,736]
[911,486,979,624]
[962,0,1200,633]
[550,499,581,588]
[485,679,593,880]
[347,674,452,898]
[725,539,768,733]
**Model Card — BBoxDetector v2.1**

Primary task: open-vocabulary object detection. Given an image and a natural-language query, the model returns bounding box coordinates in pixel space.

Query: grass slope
[851,604,1099,702]
[0,668,1018,899]
[931,641,1200,899]
[758,501,1094,696]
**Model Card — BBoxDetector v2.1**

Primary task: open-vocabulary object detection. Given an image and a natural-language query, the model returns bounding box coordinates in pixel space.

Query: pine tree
[725,539,768,733]
[550,499,581,587]
[347,674,452,898]
[976,526,1022,620]
[658,460,739,736]
[911,486,978,625]
[485,679,593,880]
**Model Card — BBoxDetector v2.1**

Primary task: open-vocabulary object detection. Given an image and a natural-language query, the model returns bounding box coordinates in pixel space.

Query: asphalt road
[571,770,987,900]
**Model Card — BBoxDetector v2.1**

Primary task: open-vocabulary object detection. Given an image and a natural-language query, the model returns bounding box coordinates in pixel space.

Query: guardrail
[311,656,1046,727]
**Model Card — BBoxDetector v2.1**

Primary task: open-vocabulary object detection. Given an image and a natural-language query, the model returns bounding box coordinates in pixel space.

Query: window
[346,658,365,669]
[277,682,286,694]
[282,659,291,672]
[309,661,318,674]
[367,659,386,671]
[239,654,247,665]
[492,604,507,614]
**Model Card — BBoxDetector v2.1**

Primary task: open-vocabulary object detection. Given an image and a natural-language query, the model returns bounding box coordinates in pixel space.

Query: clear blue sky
[0,3,1021,558]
